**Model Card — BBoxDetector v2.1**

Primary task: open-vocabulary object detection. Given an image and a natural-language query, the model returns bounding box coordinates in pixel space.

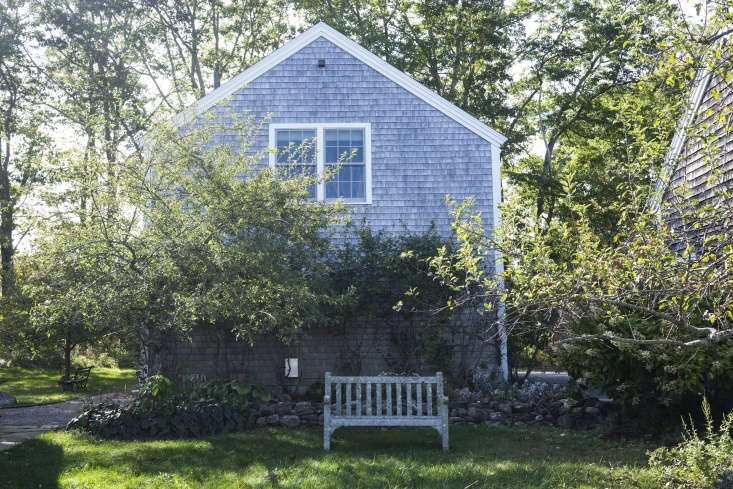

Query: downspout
[491,142,509,383]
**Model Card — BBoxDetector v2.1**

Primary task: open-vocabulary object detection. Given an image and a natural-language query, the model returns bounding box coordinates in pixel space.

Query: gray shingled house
[653,52,733,213]
[152,22,508,392]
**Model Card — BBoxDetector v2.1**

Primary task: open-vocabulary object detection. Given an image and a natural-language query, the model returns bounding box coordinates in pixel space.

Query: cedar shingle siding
[665,70,733,205]
[216,37,496,239]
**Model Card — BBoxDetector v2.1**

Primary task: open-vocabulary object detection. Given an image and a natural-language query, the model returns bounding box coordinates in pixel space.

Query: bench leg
[323,406,331,451]
[441,425,449,452]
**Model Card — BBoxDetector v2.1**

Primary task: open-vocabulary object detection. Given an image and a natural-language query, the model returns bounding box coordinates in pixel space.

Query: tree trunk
[0,139,15,295]
[64,338,73,379]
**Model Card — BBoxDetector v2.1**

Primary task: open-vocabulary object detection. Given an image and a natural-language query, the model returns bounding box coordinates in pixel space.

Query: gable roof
[177,22,507,147]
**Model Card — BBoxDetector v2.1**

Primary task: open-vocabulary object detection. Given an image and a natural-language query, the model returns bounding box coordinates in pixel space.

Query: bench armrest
[323,395,331,403]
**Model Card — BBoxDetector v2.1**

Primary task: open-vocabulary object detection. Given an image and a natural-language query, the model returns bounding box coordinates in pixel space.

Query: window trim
[269,122,372,204]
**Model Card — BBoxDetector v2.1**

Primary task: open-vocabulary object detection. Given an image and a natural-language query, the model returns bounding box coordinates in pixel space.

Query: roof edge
[175,22,508,147]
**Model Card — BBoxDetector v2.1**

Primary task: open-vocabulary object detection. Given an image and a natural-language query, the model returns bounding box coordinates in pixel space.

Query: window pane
[350,130,363,145]
[353,146,364,163]
[276,129,315,164]
[325,129,338,144]
[324,128,364,164]
[326,146,338,163]
[325,163,365,200]
[352,180,365,198]
[351,165,364,181]
[326,181,338,199]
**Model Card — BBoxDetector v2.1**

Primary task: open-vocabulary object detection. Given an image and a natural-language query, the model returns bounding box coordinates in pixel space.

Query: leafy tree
[297,0,525,150]
[33,113,346,373]
[139,0,293,107]
[506,0,677,228]
[0,1,49,294]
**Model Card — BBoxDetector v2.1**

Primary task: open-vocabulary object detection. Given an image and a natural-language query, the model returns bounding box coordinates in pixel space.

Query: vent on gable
[317,59,326,68]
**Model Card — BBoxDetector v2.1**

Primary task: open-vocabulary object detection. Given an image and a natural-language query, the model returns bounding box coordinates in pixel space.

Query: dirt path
[0,392,130,451]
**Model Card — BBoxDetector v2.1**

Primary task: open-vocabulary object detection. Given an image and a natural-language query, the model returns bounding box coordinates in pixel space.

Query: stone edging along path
[0,392,131,452]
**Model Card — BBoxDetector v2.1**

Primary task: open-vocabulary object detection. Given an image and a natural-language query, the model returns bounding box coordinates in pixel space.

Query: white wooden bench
[323,372,449,451]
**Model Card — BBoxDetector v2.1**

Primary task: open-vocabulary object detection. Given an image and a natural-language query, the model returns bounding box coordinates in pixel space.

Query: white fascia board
[175,22,508,147]
[649,68,714,214]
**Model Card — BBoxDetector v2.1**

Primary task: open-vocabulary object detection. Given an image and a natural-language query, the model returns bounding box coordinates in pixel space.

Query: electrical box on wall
[284,358,299,378]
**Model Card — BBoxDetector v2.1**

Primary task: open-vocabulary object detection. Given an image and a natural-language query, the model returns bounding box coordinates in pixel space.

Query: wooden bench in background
[58,366,93,392]
[323,372,449,451]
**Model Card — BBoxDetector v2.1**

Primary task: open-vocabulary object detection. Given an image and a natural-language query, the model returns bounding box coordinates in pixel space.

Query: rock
[301,414,319,425]
[259,405,274,417]
[497,403,513,415]
[514,421,526,427]
[458,387,472,402]
[276,402,293,415]
[449,416,465,424]
[512,402,531,413]
[265,414,280,425]
[295,401,312,414]
[0,392,16,407]
[280,415,300,428]
[256,416,267,427]
[534,414,544,422]
[557,414,574,428]
[570,407,585,416]
[584,406,601,416]
[468,407,488,422]
[488,411,504,421]
[456,407,467,417]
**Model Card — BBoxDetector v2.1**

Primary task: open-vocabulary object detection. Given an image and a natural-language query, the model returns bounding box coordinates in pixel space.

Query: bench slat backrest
[74,367,93,379]
[325,372,445,418]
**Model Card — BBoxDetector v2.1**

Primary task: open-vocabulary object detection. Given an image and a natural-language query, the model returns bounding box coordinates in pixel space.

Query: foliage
[423,1,733,425]
[29,112,346,374]
[649,399,733,489]
[327,225,464,378]
[6,425,657,488]
[505,0,682,232]
[67,399,249,440]
[297,0,526,151]
[141,0,292,105]
[67,376,279,439]
[0,367,137,405]
[189,379,277,407]
[0,0,50,294]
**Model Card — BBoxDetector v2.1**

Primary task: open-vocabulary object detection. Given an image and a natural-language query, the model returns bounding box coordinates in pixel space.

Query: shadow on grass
[0,438,64,489]
[22,426,652,488]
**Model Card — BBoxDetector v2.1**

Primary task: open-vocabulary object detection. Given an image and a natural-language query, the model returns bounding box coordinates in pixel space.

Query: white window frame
[269,122,372,204]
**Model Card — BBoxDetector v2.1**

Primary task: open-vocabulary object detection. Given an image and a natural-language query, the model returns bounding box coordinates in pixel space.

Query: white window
[269,123,372,204]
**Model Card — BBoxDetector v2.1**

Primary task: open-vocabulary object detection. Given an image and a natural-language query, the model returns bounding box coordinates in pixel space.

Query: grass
[0,367,138,405]
[0,425,658,489]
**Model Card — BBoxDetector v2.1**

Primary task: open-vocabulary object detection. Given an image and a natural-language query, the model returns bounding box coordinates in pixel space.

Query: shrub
[67,377,276,440]
[556,317,733,430]
[649,399,733,489]
[67,399,248,440]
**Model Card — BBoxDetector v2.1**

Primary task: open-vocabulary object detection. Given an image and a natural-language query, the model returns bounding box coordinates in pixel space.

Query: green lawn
[0,425,658,489]
[0,367,137,405]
